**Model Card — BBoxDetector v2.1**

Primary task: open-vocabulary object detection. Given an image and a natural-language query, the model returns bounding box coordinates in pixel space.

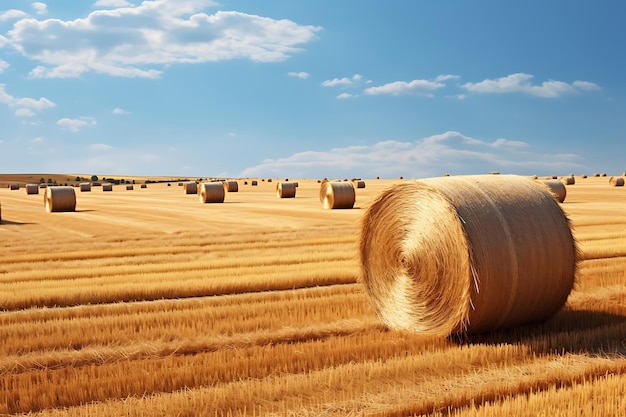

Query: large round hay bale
[320,181,355,209]
[224,181,239,192]
[184,182,198,194]
[25,184,39,195]
[44,186,76,213]
[276,182,297,198]
[79,183,91,192]
[199,182,225,203]
[540,180,567,203]
[561,176,575,185]
[609,176,625,187]
[360,175,576,336]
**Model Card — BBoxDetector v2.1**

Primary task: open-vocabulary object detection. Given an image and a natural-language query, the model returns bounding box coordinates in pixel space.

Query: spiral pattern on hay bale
[25,184,39,195]
[184,182,198,194]
[609,176,625,187]
[224,181,239,192]
[276,182,297,198]
[44,186,76,213]
[199,182,225,203]
[319,181,355,209]
[540,180,567,203]
[359,175,577,336]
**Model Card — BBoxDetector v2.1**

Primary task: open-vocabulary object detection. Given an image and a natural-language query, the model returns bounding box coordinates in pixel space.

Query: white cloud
[0,84,56,118]
[89,143,113,151]
[322,74,362,87]
[363,78,447,97]
[336,93,355,99]
[7,2,322,79]
[31,2,48,15]
[0,60,8,73]
[112,107,130,114]
[29,136,45,143]
[15,108,35,117]
[240,131,582,179]
[462,73,598,98]
[0,9,28,22]
[93,0,133,7]
[287,71,310,79]
[57,117,97,132]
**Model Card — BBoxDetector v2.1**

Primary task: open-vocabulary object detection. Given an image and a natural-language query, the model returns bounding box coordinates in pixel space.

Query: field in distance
[0,173,625,416]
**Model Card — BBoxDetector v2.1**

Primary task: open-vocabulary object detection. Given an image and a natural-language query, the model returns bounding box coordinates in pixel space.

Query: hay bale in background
[580,174,588,179]
[224,181,239,192]
[184,182,198,194]
[359,175,576,336]
[141,184,147,189]
[540,180,567,203]
[356,181,366,189]
[561,176,575,185]
[102,183,113,192]
[25,184,39,195]
[126,185,134,190]
[44,186,76,213]
[276,182,297,198]
[609,176,625,187]
[320,181,355,209]
[251,180,258,186]
[80,183,91,192]
[199,182,225,203]
[10,184,19,190]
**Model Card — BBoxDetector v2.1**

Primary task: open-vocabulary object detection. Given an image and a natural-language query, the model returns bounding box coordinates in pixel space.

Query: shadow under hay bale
[276,182,297,198]
[44,186,76,213]
[320,181,355,209]
[539,180,567,203]
[199,182,225,203]
[359,174,577,336]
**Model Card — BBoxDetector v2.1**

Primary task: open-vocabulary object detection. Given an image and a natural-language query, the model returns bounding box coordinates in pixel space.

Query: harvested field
[0,175,625,416]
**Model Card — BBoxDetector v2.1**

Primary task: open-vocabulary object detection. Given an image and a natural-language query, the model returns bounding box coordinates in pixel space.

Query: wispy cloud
[322,74,362,87]
[0,9,28,22]
[241,131,582,179]
[89,143,113,151]
[112,107,130,114]
[363,75,458,97]
[15,108,35,117]
[337,93,355,99]
[0,60,8,74]
[31,2,48,15]
[57,117,97,132]
[462,73,599,98]
[93,0,133,7]
[287,71,310,79]
[0,84,56,117]
[6,2,322,79]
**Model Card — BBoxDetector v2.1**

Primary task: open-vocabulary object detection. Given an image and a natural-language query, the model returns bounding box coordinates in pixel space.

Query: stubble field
[1,174,625,416]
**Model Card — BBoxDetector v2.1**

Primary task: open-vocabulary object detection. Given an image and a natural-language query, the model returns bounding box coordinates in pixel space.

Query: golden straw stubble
[360,175,577,336]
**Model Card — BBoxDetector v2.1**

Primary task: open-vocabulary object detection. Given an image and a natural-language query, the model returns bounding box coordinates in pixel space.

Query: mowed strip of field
[0,175,625,416]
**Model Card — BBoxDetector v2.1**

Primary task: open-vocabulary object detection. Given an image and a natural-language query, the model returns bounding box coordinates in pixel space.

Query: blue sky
[0,0,624,179]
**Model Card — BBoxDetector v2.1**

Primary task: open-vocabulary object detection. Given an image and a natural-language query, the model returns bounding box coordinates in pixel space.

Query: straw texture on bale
[320,181,355,209]
[184,182,198,194]
[25,184,39,195]
[276,182,297,198]
[10,184,19,190]
[80,183,91,192]
[539,180,567,203]
[199,182,225,203]
[44,186,76,213]
[224,181,239,192]
[359,175,577,336]
[561,176,575,185]
[609,176,625,187]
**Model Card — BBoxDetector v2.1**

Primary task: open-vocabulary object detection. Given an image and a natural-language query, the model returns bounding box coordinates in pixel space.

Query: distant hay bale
[593,173,600,177]
[540,180,567,203]
[10,184,19,190]
[267,178,272,183]
[224,181,239,192]
[80,183,91,192]
[359,174,576,336]
[530,175,538,180]
[561,176,575,185]
[199,182,225,203]
[39,183,47,188]
[140,184,147,189]
[601,173,607,177]
[276,182,297,198]
[320,181,355,209]
[126,185,134,190]
[102,183,113,192]
[251,180,258,186]
[44,186,76,213]
[621,172,626,177]
[25,184,39,195]
[356,181,366,189]
[184,182,198,194]
[609,176,625,187]
[488,171,500,175]
[580,174,587,179]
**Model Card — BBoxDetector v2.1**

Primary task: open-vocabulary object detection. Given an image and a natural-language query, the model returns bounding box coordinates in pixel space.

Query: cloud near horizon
[462,73,600,98]
[240,131,583,179]
[4,0,322,79]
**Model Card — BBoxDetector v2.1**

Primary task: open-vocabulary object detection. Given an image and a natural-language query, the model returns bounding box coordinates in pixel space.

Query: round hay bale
[224,181,239,192]
[540,180,567,203]
[102,183,113,192]
[126,185,134,190]
[10,184,19,190]
[267,178,272,183]
[580,174,587,179]
[79,183,91,192]
[561,176,575,185]
[276,182,297,198]
[359,175,576,336]
[356,181,366,189]
[25,184,39,195]
[184,182,198,194]
[530,175,539,180]
[39,183,47,188]
[140,184,147,189]
[44,186,76,213]
[320,181,355,209]
[199,182,225,203]
[609,176,625,187]
[251,180,258,186]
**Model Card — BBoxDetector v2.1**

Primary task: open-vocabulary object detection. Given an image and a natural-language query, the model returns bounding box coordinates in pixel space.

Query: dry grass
[0,175,625,416]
